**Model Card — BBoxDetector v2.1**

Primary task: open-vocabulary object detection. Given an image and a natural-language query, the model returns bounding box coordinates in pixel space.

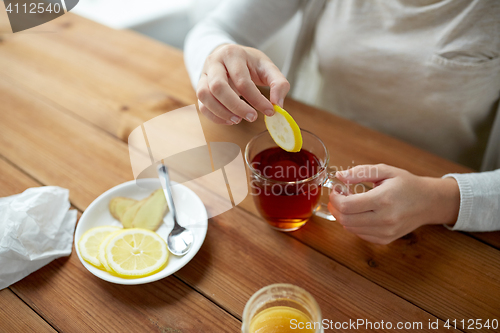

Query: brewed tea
[250,147,323,231]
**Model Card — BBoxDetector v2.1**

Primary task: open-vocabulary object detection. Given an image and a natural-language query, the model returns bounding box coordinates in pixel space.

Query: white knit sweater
[184,0,500,231]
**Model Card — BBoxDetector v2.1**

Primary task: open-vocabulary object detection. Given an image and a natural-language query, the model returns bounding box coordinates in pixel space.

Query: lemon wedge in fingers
[265,105,302,152]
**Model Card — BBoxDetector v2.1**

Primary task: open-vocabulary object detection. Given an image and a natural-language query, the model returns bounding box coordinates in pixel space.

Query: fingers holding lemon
[265,105,302,152]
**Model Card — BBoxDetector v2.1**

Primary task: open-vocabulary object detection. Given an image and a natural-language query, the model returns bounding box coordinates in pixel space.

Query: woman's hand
[197,44,290,125]
[328,164,460,244]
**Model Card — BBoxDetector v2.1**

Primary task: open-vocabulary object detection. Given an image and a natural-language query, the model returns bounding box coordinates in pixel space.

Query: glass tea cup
[244,130,345,232]
[242,283,323,333]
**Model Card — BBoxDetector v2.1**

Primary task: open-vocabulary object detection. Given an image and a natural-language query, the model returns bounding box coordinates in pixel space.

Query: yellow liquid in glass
[249,306,315,333]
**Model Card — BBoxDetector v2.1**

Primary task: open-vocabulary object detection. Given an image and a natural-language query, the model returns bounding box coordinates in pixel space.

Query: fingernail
[279,98,284,107]
[231,116,241,124]
[245,113,257,122]
[225,120,233,125]
[264,109,274,117]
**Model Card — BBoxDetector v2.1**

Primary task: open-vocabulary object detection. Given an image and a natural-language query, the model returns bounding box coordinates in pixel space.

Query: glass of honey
[241,283,323,333]
[245,130,343,231]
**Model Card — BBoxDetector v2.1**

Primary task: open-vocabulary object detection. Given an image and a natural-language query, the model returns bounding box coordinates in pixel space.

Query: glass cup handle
[313,172,350,222]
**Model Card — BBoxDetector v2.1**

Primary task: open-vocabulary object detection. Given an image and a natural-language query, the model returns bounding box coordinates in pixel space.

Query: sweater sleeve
[184,0,302,88]
[443,169,500,232]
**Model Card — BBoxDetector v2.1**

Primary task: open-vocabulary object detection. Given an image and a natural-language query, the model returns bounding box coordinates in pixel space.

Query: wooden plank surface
[1,13,499,325]
[0,13,478,174]
[0,155,241,333]
[0,13,194,142]
[0,65,456,331]
[1,10,499,332]
[0,289,56,333]
[2,12,497,250]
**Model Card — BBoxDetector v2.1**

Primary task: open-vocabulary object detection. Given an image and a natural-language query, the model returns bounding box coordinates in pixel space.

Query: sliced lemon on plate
[78,226,121,269]
[98,230,123,273]
[265,104,302,152]
[105,228,169,278]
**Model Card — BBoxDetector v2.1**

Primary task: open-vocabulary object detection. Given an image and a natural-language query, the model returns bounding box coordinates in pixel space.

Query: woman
[184,0,500,244]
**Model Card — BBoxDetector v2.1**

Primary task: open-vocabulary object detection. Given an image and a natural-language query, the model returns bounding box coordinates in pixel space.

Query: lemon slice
[98,230,123,273]
[105,228,169,278]
[78,226,121,269]
[265,104,302,152]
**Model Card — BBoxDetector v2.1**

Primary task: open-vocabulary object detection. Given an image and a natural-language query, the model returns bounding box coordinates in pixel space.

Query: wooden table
[1,11,499,333]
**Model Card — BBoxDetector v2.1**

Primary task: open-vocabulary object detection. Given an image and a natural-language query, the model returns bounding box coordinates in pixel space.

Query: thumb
[336,164,396,183]
[260,61,290,107]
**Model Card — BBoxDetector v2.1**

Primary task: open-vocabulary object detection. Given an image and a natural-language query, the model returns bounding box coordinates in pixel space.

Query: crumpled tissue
[0,186,77,290]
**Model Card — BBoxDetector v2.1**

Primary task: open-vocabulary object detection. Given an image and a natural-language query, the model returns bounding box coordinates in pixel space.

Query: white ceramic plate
[75,179,208,285]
